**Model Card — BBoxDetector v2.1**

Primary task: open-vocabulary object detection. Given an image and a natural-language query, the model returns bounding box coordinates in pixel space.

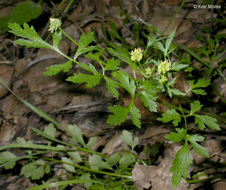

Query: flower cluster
[130,48,143,62]
[157,59,171,74]
[145,67,152,75]
[157,59,171,83]
[48,18,62,33]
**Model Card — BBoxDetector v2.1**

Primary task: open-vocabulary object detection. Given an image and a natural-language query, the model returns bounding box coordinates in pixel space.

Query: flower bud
[49,18,62,33]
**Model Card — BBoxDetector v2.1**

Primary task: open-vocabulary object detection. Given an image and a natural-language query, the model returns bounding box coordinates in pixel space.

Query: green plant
[0,122,139,189]
[0,1,42,33]
[2,17,221,188]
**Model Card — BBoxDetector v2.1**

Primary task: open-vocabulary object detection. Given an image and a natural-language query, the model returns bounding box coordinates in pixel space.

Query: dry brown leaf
[0,65,14,98]
[132,162,152,190]
[133,143,188,190]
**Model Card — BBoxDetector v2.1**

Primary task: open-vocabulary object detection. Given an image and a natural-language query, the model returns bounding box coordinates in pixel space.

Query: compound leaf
[66,73,102,88]
[169,89,186,96]
[67,124,85,146]
[195,115,220,131]
[108,20,121,40]
[79,173,93,189]
[112,71,136,96]
[165,28,176,53]
[191,89,206,95]
[67,152,82,163]
[62,157,75,173]
[74,32,96,60]
[89,155,111,170]
[86,137,97,150]
[8,23,50,49]
[107,152,121,167]
[171,62,188,71]
[119,152,136,170]
[77,62,98,74]
[170,143,192,188]
[85,49,105,66]
[105,58,120,71]
[140,91,157,112]
[129,104,141,128]
[44,123,56,138]
[43,61,72,76]
[165,128,186,143]
[79,32,94,47]
[104,77,119,99]
[193,78,210,88]
[187,135,209,157]
[156,41,165,55]
[120,130,139,150]
[189,78,210,95]
[190,101,202,114]
[0,151,17,169]
[21,160,47,180]
[107,105,129,126]
[107,45,132,66]
[158,109,181,127]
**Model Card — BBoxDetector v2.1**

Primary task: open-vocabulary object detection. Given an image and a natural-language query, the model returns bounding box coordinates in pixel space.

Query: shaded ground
[0,0,226,189]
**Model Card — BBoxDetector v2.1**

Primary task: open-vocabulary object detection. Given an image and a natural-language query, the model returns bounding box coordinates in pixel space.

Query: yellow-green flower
[130,48,143,62]
[157,59,171,74]
[159,75,168,83]
[145,67,152,75]
[49,18,62,33]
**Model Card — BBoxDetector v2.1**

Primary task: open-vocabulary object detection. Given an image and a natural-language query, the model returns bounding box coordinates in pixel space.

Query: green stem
[178,44,210,68]
[184,116,188,132]
[59,28,79,46]
[31,127,109,158]
[57,0,66,10]
[36,157,132,179]
[132,69,137,80]
[187,174,226,184]
[157,99,190,114]
[163,0,186,34]
[63,0,74,14]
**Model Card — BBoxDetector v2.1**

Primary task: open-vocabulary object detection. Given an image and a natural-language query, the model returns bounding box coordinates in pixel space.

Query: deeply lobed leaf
[195,115,220,131]
[74,32,96,60]
[187,135,209,157]
[112,71,136,97]
[129,104,141,128]
[120,130,139,150]
[190,101,202,114]
[66,73,102,88]
[165,128,186,143]
[107,105,129,126]
[170,143,192,188]
[8,23,50,49]
[140,91,157,112]
[104,77,119,99]
[89,155,111,170]
[158,108,181,127]
[43,61,72,76]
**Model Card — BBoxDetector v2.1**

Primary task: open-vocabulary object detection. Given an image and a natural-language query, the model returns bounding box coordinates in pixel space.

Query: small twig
[26,55,59,69]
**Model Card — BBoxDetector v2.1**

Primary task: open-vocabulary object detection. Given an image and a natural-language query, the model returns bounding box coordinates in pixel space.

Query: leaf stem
[36,156,133,179]
[163,0,186,34]
[31,127,109,158]
[59,28,79,46]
